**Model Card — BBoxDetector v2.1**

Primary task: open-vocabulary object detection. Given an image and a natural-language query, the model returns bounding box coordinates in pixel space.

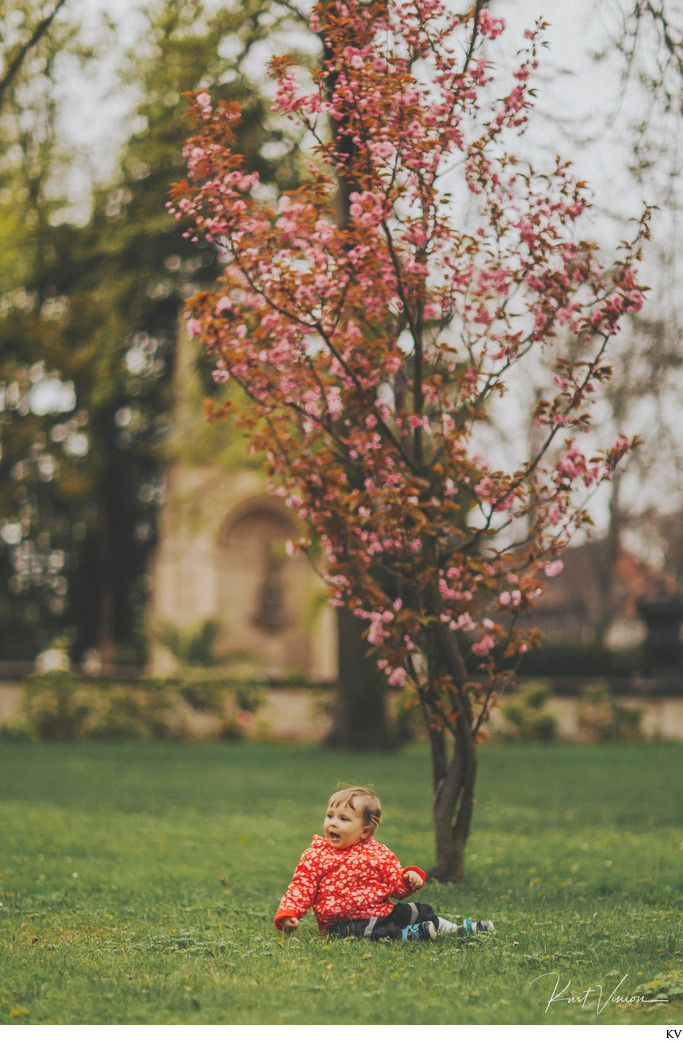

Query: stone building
[147,327,336,680]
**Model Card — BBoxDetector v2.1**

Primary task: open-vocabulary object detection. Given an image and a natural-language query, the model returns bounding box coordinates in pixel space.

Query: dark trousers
[326,902,438,940]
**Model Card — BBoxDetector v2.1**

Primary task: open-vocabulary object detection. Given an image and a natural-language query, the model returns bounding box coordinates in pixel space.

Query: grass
[0,739,681,1025]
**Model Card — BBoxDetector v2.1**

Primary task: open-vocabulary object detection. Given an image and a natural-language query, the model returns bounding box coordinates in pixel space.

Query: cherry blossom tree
[171,0,649,881]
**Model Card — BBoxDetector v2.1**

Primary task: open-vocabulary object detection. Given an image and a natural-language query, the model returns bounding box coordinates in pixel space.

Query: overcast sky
[57,0,649,229]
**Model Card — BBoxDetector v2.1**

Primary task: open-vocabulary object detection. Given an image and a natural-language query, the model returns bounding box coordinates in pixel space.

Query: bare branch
[0,0,69,115]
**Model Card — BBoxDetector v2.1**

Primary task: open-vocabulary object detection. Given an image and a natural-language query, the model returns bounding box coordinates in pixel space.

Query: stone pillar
[636,594,683,688]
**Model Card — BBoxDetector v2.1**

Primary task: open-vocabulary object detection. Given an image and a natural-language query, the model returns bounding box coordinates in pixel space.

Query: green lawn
[0,740,680,1025]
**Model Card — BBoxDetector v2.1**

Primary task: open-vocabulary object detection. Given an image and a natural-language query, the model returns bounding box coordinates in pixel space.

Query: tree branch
[0,0,69,115]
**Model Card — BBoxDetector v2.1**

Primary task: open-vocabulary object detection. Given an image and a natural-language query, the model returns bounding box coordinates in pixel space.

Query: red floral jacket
[275,834,426,934]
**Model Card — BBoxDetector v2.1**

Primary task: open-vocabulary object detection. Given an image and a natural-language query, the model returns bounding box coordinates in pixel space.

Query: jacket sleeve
[274,846,320,930]
[375,843,426,899]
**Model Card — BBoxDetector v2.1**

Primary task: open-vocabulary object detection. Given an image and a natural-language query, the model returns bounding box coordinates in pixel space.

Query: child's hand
[280,917,299,934]
[404,870,423,890]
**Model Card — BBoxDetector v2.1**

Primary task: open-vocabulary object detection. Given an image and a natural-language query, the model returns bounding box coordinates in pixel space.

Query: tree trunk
[318,7,392,750]
[326,605,394,749]
[95,491,116,669]
[424,597,478,881]
[429,720,477,881]
[593,473,623,644]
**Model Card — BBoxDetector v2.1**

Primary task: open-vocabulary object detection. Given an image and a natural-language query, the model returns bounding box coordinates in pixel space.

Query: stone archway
[216,499,314,675]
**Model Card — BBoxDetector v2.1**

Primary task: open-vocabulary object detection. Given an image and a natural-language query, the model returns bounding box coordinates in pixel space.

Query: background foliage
[0,0,303,665]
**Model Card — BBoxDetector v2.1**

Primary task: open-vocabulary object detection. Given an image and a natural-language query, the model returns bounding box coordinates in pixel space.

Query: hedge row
[0,671,264,741]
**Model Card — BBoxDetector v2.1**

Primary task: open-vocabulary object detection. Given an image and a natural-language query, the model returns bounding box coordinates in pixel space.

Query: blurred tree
[0,0,95,659]
[62,0,306,666]
[2,0,421,752]
[603,2,683,581]
[577,1,683,621]
[0,0,301,664]
[484,0,683,642]
[0,0,69,114]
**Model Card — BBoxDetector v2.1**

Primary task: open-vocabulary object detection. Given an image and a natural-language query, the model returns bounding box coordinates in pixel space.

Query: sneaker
[462,918,495,934]
[401,921,437,941]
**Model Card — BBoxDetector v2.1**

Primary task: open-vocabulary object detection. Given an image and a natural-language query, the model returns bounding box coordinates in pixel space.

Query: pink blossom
[367,618,389,646]
[478,11,505,39]
[472,634,495,656]
[326,387,343,419]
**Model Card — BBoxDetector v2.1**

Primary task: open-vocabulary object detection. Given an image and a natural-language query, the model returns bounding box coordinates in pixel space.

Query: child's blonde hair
[327,786,382,832]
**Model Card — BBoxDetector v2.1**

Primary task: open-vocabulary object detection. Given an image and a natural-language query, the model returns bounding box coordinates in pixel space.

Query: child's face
[324,800,371,849]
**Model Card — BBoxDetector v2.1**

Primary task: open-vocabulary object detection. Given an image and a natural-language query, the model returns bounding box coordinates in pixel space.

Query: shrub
[0,716,37,741]
[499,683,558,742]
[18,673,265,741]
[576,684,644,742]
[85,684,176,740]
[179,675,235,713]
[23,670,92,739]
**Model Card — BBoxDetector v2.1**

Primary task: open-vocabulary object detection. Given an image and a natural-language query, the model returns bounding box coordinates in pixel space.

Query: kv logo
[665,1031,681,1039]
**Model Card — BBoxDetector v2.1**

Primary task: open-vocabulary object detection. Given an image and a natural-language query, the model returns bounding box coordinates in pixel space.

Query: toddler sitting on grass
[275,786,494,941]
